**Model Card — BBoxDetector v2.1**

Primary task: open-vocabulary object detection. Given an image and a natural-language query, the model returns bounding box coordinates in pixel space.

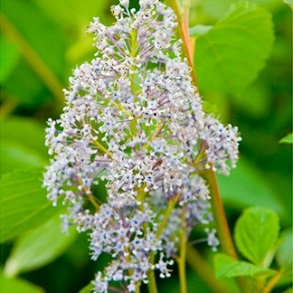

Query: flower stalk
[177,207,187,293]
[167,1,248,292]
[166,0,196,85]
[202,167,238,258]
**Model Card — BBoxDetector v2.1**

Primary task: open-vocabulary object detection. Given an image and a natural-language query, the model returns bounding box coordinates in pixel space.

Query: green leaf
[0,169,62,243]
[0,271,44,293]
[195,1,274,94]
[243,0,283,5]
[192,0,234,21]
[2,60,48,107]
[78,283,94,293]
[275,229,293,286]
[214,253,275,278]
[0,141,46,175]
[32,0,114,64]
[217,159,284,215]
[4,215,76,277]
[1,0,67,78]
[33,0,113,29]
[233,83,271,117]
[234,206,280,266]
[284,0,293,9]
[189,25,213,36]
[280,133,293,144]
[0,117,48,157]
[202,100,219,116]
[0,34,19,83]
[277,266,293,287]
[276,229,292,267]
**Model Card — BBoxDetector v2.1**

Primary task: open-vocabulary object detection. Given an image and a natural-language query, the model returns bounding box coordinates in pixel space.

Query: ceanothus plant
[43,0,241,292]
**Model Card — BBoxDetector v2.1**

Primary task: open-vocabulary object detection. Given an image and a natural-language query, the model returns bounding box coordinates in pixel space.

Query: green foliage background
[0,0,291,292]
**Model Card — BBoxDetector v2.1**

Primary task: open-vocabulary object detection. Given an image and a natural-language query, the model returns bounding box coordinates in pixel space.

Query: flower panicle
[43,0,241,291]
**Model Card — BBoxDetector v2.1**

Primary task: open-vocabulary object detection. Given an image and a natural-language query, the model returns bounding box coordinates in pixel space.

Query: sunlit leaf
[195,1,274,94]
[276,229,293,267]
[214,253,275,278]
[189,25,212,36]
[4,215,76,277]
[0,116,48,175]
[280,133,293,144]
[1,0,67,78]
[0,169,61,243]
[33,0,113,30]
[243,0,282,5]
[32,0,114,65]
[0,117,48,157]
[234,206,280,266]
[0,271,44,293]
[78,283,94,293]
[192,0,234,21]
[284,0,293,9]
[0,141,46,175]
[275,229,293,286]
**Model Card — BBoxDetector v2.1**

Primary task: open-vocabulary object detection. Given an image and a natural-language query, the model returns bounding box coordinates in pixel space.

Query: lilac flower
[43,0,240,291]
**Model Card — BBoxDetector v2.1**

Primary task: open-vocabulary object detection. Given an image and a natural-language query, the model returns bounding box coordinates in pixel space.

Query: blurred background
[0,0,291,292]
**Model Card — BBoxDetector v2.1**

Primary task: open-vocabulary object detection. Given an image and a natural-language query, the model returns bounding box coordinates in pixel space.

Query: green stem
[191,141,207,167]
[130,27,139,94]
[177,207,187,293]
[202,168,237,258]
[147,194,181,293]
[166,1,249,292]
[109,99,133,118]
[143,121,166,151]
[0,96,19,120]
[165,1,235,258]
[156,193,180,238]
[77,178,100,211]
[91,140,113,158]
[135,283,141,293]
[186,246,228,293]
[130,28,137,58]
[255,275,266,292]
[262,270,282,293]
[0,12,64,105]
[202,168,248,293]
[147,266,158,293]
[178,254,187,293]
[128,27,140,138]
[159,0,234,259]
[149,121,166,142]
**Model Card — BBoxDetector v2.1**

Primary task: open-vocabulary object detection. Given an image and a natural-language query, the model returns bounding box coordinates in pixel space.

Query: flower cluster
[43,0,241,292]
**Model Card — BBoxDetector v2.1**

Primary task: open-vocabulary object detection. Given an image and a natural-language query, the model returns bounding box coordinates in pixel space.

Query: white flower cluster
[43,0,241,292]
